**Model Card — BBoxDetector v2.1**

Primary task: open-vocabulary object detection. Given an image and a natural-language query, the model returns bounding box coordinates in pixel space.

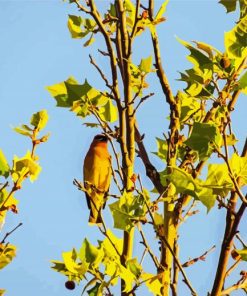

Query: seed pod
[65,280,75,290]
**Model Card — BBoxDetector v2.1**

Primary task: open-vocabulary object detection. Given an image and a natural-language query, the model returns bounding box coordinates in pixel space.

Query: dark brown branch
[211,138,247,295]
[1,222,23,244]
[135,124,165,194]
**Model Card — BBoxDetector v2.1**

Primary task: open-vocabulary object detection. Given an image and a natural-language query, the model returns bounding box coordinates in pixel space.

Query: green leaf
[152,137,167,161]
[0,150,10,178]
[177,37,213,70]
[87,282,101,296]
[0,243,16,270]
[126,258,142,278]
[100,100,118,122]
[124,0,136,28]
[68,15,85,39]
[47,77,91,108]
[0,188,18,211]
[139,56,153,73]
[11,151,41,183]
[236,248,247,261]
[142,273,163,296]
[30,110,49,131]
[185,122,222,160]
[83,34,95,47]
[153,212,164,226]
[167,167,200,199]
[229,153,247,186]
[177,91,201,123]
[219,0,237,13]
[51,260,71,276]
[236,71,247,94]
[109,191,147,232]
[155,0,169,21]
[196,186,216,212]
[0,289,5,296]
[224,14,247,58]
[62,248,88,276]
[79,238,103,268]
[203,162,233,196]
[13,127,32,137]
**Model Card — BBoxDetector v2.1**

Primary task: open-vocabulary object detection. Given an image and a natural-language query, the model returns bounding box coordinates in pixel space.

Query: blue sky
[0,0,246,295]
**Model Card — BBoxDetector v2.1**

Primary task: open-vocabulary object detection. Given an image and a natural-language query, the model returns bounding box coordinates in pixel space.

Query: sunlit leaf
[100,100,118,123]
[142,273,163,296]
[0,243,16,270]
[12,151,41,183]
[83,35,95,47]
[126,258,142,278]
[30,110,49,131]
[139,56,153,73]
[236,70,247,94]
[203,162,233,196]
[155,0,169,21]
[236,248,247,261]
[62,248,88,276]
[0,150,10,178]
[152,137,167,161]
[225,14,247,58]
[68,15,85,39]
[185,122,222,160]
[229,153,247,186]
[79,238,103,268]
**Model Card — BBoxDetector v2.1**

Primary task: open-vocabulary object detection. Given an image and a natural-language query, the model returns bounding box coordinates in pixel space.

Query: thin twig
[236,233,247,248]
[138,223,160,269]
[220,280,247,295]
[1,222,23,244]
[224,258,241,279]
[89,54,113,92]
[182,245,216,268]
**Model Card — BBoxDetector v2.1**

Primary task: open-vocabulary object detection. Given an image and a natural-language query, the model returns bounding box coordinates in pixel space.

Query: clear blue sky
[0,0,246,295]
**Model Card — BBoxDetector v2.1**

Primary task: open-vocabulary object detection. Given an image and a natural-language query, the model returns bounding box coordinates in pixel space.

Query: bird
[83,134,111,225]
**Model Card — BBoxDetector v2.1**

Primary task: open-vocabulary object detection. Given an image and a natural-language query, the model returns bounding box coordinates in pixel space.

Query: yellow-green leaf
[0,243,16,270]
[0,150,10,178]
[155,0,169,21]
[142,273,163,296]
[30,110,49,131]
[139,56,153,73]
[236,248,247,261]
[100,100,118,123]
[68,15,86,39]
[12,151,41,183]
[224,14,247,58]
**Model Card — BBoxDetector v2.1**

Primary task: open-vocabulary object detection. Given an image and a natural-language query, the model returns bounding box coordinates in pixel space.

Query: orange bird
[83,134,111,224]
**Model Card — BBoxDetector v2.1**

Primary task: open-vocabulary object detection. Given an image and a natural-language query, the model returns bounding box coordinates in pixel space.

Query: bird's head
[93,134,109,144]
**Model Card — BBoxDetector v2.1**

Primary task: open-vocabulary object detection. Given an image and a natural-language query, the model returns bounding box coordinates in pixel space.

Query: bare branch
[182,245,216,268]
[138,223,160,269]
[1,222,23,244]
[89,54,113,92]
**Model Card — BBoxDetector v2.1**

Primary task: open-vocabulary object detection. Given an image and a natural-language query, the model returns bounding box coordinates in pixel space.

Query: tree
[48,1,247,295]
[0,110,49,295]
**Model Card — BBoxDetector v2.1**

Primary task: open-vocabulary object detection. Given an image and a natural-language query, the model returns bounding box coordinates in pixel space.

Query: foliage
[0,110,49,293]
[49,1,247,295]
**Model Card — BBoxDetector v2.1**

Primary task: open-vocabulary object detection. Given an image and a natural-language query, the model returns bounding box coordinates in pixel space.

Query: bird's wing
[83,152,111,207]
